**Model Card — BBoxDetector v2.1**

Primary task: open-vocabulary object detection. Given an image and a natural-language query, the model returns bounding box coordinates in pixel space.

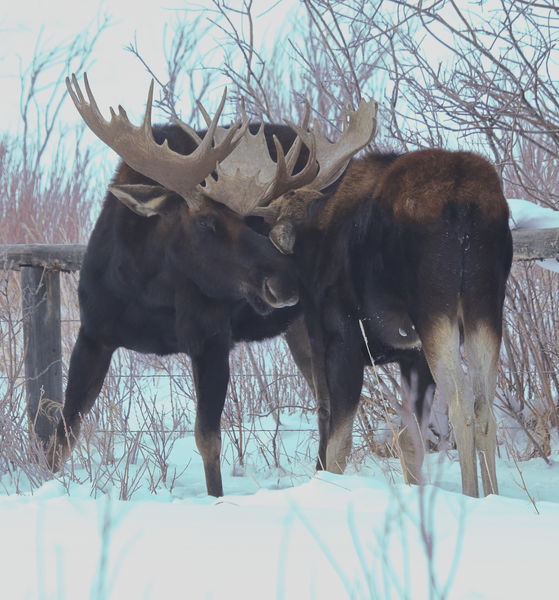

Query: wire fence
[0,249,557,475]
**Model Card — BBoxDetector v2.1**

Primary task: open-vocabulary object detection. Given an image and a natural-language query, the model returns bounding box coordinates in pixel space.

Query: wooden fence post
[21,266,62,444]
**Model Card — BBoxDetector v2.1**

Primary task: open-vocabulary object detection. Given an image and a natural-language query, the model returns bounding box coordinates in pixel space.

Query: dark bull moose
[266,148,512,498]
[238,108,511,497]
[46,75,373,497]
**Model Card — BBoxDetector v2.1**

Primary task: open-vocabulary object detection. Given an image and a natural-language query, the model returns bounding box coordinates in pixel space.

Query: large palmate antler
[249,99,377,218]
[200,105,319,215]
[195,99,376,216]
[287,99,377,192]
[205,101,376,217]
[66,73,248,211]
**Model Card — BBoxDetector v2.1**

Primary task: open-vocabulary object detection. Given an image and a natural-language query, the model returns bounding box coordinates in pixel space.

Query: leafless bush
[2,1,558,499]
[125,14,213,125]
[497,264,558,460]
[1,19,111,245]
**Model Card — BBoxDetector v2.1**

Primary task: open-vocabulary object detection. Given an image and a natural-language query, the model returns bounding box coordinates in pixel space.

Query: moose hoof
[44,436,72,472]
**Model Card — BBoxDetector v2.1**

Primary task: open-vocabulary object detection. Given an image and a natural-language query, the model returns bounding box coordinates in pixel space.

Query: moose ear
[269,220,296,254]
[108,184,175,218]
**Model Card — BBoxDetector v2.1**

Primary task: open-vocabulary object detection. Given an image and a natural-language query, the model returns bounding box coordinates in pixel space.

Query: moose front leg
[306,298,364,475]
[323,323,364,474]
[191,337,230,498]
[47,327,114,470]
[285,315,330,470]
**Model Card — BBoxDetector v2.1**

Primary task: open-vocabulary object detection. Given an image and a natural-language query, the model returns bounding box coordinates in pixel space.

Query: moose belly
[363,308,421,351]
[115,303,179,355]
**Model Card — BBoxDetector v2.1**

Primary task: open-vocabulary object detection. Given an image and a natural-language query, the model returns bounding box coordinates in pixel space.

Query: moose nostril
[263,277,298,307]
[264,278,279,304]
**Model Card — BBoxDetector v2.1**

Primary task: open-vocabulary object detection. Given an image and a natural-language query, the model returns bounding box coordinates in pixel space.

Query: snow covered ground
[0,412,558,600]
[0,197,557,599]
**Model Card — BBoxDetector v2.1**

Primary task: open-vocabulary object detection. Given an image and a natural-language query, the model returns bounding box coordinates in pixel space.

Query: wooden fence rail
[1,229,558,444]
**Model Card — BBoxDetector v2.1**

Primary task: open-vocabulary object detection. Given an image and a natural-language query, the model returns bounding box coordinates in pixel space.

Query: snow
[0,201,557,599]
[3,476,557,600]
[508,198,559,273]
[508,198,559,230]
[1,416,558,599]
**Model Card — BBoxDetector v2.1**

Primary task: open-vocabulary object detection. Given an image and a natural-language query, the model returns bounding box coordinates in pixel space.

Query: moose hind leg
[48,328,114,470]
[192,339,230,497]
[463,323,500,496]
[397,353,435,486]
[461,240,508,497]
[420,316,478,497]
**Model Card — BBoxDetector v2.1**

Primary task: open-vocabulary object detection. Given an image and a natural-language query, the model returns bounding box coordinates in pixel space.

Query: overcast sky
[2,0,522,164]
[1,0,299,141]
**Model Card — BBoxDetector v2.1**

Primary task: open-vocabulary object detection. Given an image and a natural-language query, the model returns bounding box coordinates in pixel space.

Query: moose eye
[194,215,217,233]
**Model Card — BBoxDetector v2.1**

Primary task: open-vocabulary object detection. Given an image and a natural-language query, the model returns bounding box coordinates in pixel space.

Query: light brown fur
[272,148,512,497]
[376,150,508,224]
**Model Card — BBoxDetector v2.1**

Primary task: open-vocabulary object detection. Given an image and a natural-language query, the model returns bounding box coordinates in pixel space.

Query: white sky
[1,1,510,151]
[1,0,299,139]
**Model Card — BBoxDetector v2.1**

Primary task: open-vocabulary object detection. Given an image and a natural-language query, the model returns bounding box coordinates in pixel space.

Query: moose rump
[360,149,512,496]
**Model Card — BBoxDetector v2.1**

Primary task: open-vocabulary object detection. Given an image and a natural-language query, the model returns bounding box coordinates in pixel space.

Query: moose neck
[290,152,402,300]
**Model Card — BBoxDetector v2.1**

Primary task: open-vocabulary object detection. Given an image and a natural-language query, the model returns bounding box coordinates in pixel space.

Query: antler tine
[174,89,249,151]
[196,88,226,151]
[173,118,204,145]
[283,102,311,175]
[199,109,319,215]
[141,78,154,133]
[196,96,214,128]
[312,99,377,192]
[261,135,290,202]
[67,73,248,212]
[261,131,318,203]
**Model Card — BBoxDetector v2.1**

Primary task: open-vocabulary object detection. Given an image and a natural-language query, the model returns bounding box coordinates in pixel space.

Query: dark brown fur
[47,124,305,497]
[276,148,512,497]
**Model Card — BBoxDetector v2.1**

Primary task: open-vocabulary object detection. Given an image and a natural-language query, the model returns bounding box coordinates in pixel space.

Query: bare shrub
[2,2,558,499]
[497,264,558,460]
[1,20,111,245]
[289,0,559,456]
